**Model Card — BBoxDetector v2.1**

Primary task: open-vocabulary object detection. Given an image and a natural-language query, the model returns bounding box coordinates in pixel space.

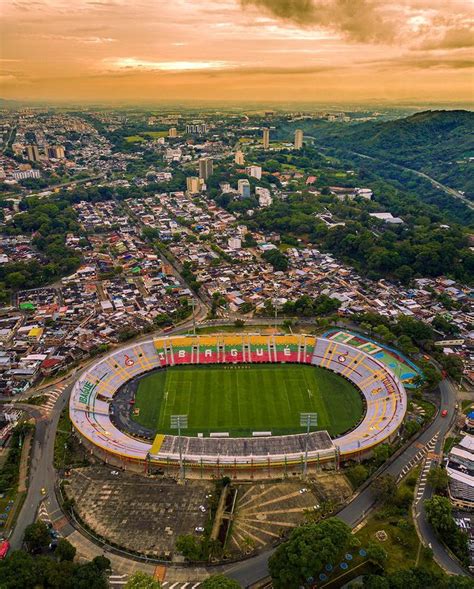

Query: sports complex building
[69,334,408,478]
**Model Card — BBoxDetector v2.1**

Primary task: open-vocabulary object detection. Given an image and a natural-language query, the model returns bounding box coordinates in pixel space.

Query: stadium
[69,334,408,478]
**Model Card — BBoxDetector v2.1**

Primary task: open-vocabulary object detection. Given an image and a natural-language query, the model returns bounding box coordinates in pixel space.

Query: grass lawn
[132,364,363,437]
[142,131,168,138]
[124,135,145,143]
[355,469,442,575]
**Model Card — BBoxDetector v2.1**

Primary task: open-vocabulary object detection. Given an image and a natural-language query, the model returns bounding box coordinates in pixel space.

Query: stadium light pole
[171,414,188,482]
[300,412,317,478]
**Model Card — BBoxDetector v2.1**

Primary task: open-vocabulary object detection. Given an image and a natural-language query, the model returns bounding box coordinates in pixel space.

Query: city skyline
[2,0,473,103]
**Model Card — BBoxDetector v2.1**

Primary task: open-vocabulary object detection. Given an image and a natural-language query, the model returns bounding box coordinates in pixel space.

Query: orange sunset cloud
[1,0,473,103]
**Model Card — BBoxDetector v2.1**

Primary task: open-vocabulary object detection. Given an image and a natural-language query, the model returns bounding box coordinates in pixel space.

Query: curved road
[225,379,467,585]
[8,328,469,584]
[9,391,70,549]
[305,138,474,212]
[346,149,473,211]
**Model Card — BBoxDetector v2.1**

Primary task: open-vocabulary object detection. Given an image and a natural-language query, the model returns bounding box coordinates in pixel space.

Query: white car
[299,488,308,494]
[110,471,119,476]
[199,505,206,513]
[195,526,205,533]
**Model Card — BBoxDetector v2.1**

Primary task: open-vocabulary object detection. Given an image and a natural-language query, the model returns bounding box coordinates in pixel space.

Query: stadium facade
[69,334,407,479]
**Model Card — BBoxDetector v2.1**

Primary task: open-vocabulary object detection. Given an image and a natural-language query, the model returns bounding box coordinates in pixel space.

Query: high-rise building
[294,129,304,149]
[186,176,201,194]
[245,165,262,180]
[198,157,213,181]
[26,144,41,162]
[47,145,65,159]
[262,128,270,149]
[237,179,251,198]
[168,127,177,138]
[235,150,245,166]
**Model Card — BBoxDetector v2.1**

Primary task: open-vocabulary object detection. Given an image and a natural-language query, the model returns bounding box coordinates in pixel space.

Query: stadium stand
[70,334,407,476]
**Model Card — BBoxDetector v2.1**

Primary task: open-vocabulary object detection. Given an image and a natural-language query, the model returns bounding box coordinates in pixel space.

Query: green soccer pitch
[131,364,364,437]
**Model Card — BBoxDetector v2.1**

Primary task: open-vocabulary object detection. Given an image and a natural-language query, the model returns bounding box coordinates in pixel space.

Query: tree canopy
[269,518,351,589]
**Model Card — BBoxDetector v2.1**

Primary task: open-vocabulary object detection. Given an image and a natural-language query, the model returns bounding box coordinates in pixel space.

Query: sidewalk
[17,427,34,494]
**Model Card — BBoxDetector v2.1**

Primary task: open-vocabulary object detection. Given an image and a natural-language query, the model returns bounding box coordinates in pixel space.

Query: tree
[124,571,162,589]
[71,556,110,589]
[262,249,288,271]
[24,521,51,552]
[424,495,455,534]
[447,576,474,589]
[372,474,397,504]
[424,495,470,565]
[362,575,390,589]
[269,518,351,589]
[175,535,204,561]
[347,464,369,488]
[91,555,111,572]
[55,538,76,562]
[380,567,442,589]
[201,574,241,588]
[373,443,392,466]
[427,467,449,491]
[366,542,388,568]
[0,550,38,588]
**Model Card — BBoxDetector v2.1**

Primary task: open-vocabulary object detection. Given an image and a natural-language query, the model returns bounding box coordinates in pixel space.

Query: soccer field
[131,364,364,437]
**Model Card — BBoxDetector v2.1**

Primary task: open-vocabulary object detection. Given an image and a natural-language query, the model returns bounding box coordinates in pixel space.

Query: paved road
[306,138,474,211]
[9,389,69,549]
[412,380,467,576]
[225,379,466,587]
[347,149,474,211]
[9,331,468,585]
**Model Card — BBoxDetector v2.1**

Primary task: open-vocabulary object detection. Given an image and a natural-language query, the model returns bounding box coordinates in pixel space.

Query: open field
[132,364,363,437]
[124,135,145,143]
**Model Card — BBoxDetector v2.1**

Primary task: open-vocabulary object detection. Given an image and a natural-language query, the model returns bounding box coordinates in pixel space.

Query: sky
[1,0,473,103]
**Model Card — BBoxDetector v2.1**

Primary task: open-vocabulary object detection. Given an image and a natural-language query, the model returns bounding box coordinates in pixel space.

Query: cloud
[362,53,474,71]
[36,34,116,44]
[103,58,235,72]
[418,26,474,51]
[240,0,395,43]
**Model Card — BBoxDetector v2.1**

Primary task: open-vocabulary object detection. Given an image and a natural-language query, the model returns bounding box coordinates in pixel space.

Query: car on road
[195,526,205,533]
[199,505,206,513]
[0,540,10,560]
[441,409,448,417]
[110,470,119,476]
[41,488,46,495]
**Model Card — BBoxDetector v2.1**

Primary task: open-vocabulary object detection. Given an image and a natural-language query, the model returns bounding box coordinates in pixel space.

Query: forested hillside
[277,110,474,220]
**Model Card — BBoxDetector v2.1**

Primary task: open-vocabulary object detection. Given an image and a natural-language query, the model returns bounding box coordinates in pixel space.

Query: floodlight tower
[300,412,318,478]
[171,414,188,482]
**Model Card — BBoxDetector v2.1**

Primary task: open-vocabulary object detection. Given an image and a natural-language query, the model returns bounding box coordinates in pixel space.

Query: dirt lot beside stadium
[64,465,213,559]
[63,465,353,561]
